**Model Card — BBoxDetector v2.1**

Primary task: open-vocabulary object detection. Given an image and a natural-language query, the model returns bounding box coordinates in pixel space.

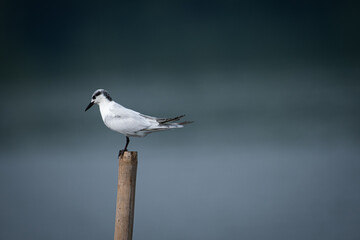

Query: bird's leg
[124,136,130,151]
[118,136,130,158]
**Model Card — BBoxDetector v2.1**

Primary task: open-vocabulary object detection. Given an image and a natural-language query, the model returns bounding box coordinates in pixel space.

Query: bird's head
[85,89,113,111]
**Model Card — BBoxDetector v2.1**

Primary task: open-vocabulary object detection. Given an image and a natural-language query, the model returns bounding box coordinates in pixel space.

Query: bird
[85,89,192,156]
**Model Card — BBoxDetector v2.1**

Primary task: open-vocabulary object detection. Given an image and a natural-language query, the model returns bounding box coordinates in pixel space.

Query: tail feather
[157,114,185,124]
[136,114,192,135]
[146,117,193,132]
[178,121,194,125]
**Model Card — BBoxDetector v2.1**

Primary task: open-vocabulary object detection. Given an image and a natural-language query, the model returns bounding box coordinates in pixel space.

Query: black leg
[124,136,130,151]
[118,136,130,158]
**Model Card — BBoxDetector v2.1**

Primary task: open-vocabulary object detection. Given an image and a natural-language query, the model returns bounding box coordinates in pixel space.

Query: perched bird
[85,89,192,156]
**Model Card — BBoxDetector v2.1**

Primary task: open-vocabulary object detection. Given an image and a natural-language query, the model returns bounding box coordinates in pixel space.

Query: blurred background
[1,1,360,239]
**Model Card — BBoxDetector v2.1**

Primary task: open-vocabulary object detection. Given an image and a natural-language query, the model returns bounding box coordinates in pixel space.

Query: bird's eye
[92,96,96,100]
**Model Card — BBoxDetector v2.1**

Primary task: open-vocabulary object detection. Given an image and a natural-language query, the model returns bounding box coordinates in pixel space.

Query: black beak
[85,101,94,112]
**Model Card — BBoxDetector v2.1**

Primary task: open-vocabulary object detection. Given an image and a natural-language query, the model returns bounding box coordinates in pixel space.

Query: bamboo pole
[114,151,138,240]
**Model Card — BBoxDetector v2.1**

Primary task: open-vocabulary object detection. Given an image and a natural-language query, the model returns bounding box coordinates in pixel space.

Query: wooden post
[114,151,138,240]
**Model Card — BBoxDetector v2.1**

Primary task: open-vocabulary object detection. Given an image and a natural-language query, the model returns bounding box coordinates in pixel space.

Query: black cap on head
[85,89,113,112]
[91,89,112,101]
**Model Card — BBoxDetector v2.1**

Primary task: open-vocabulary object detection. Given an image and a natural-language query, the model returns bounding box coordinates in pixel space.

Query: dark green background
[1,1,359,239]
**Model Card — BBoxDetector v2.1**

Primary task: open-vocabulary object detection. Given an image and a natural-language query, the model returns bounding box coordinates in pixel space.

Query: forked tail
[143,114,193,133]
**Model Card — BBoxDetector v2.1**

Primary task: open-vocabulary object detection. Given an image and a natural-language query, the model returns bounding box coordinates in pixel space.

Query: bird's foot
[118,149,128,158]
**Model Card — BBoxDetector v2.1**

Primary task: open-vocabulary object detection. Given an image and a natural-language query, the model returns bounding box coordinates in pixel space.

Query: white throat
[98,100,113,121]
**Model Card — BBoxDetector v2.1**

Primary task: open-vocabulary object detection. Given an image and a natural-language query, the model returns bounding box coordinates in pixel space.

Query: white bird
[85,89,192,155]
